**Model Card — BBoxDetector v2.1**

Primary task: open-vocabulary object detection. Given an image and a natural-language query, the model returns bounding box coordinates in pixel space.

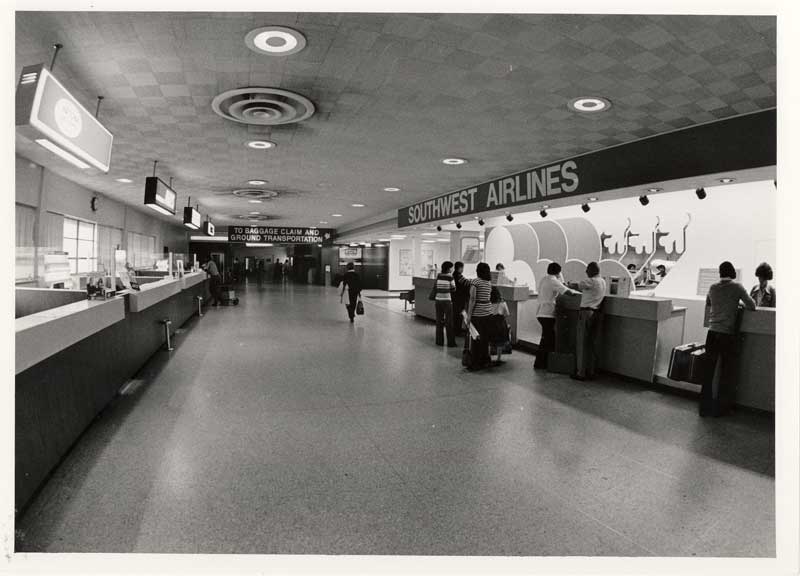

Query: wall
[15,155,189,256]
[389,237,414,291]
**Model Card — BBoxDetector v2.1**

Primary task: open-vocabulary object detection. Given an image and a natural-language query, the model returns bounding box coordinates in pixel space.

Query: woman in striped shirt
[466,262,494,369]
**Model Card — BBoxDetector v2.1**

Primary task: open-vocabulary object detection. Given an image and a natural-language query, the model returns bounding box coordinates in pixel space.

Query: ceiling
[15,12,776,231]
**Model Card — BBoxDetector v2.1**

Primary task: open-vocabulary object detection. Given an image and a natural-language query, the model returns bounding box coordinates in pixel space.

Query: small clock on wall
[91,195,100,212]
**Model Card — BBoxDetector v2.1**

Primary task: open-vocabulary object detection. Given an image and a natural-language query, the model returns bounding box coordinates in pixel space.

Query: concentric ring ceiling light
[442,158,468,165]
[247,140,275,149]
[568,97,612,113]
[245,26,307,56]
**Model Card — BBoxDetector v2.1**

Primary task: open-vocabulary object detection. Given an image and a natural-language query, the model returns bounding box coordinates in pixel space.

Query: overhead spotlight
[436,225,442,232]
[773,180,777,188]
[505,213,514,222]
[477,218,485,226]
[539,209,548,218]
[581,203,590,213]
[718,178,736,184]
[639,195,650,206]
[695,187,707,200]
[455,222,462,229]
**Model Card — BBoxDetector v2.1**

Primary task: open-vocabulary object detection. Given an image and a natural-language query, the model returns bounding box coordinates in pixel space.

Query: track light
[505,213,514,222]
[477,217,485,226]
[539,209,548,218]
[695,187,707,200]
[638,195,649,206]
[455,222,462,229]
[581,203,590,213]
[436,225,442,232]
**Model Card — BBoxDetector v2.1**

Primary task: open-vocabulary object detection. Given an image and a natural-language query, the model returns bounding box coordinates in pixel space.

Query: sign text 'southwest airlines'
[399,160,579,227]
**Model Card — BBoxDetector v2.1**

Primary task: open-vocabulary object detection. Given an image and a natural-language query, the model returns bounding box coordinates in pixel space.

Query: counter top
[703,307,775,336]
[16,296,126,374]
[181,271,207,289]
[128,277,182,312]
[602,295,676,321]
[412,276,531,301]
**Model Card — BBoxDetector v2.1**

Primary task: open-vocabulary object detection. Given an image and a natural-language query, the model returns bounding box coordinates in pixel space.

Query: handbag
[356,296,365,315]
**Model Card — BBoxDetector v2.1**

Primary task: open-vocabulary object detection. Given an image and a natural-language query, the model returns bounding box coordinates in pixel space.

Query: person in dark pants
[572,261,606,380]
[702,261,756,417]
[340,262,362,323]
[434,261,457,347]
[203,256,222,306]
[466,262,494,369]
[534,262,574,369]
[452,261,470,336]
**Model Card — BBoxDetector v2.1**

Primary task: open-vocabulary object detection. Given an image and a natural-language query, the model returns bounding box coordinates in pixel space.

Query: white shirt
[578,276,607,309]
[537,274,569,318]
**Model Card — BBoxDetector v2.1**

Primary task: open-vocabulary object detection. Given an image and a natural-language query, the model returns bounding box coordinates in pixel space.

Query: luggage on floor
[668,342,705,382]
[547,352,575,375]
[687,348,712,385]
[218,284,239,306]
[356,296,365,315]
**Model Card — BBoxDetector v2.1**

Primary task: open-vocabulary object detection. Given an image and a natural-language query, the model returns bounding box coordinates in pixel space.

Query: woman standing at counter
[466,263,494,370]
[534,262,573,370]
[750,262,776,308]
[702,261,756,417]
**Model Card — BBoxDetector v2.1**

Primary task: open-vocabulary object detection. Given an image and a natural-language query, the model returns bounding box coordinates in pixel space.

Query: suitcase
[668,342,704,382]
[687,348,712,385]
[218,285,239,306]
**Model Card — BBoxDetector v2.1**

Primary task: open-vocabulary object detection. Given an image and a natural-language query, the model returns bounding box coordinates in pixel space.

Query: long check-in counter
[14,271,209,511]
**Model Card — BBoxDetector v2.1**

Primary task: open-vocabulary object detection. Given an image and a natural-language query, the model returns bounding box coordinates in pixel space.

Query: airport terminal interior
[11,10,782,562]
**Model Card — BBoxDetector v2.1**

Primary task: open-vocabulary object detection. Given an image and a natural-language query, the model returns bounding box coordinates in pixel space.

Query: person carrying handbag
[340,262,363,323]
[430,261,457,347]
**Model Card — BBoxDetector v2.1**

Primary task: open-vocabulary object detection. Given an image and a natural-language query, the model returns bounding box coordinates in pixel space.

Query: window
[63,216,97,274]
[15,203,36,281]
[126,231,156,269]
[97,225,123,274]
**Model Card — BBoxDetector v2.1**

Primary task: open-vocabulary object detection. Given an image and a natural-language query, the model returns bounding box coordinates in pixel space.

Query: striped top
[470,278,493,317]
[435,273,456,301]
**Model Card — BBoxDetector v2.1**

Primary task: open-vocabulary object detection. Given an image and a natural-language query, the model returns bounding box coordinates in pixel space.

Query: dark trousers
[208,276,222,305]
[346,292,359,320]
[535,317,556,368]
[574,309,600,378]
[452,298,466,335]
[470,315,493,368]
[700,330,738,416]
[435,300,456,346]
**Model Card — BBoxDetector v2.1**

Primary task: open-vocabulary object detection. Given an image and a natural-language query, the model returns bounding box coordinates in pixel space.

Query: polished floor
[16,282,774,556]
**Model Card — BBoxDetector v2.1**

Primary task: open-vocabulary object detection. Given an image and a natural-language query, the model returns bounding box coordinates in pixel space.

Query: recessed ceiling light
[245,26,307,56]
[249,211,261,214]
[542,205,550,209]
[384,187,400,192]
[568,97,612,113]
[352,203,365,208]
[422,240,436,243]
[421,232,438,236]
[719,178,736,183]
[436,239,450,243]
[647,188,662,193]
[331,213,343,217]
[248,199,263,204]
[248,180,267,186]
[589,197,598,201]
[378,238,391,242]
[247,140,275,149]
[116,178,132,183]
[442,158,468,165]
[319,220,328,224]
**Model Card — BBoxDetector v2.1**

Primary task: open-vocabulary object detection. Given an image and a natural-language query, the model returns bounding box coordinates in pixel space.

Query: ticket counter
[14,272,209,512]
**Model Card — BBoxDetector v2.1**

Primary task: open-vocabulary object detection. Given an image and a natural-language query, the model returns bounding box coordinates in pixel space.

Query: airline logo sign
[15,63,114,172]
[228,226,335,245]
[399,160,579,227]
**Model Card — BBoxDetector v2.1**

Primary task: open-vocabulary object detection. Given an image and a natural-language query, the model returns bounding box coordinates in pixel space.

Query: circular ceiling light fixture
[232,188,279,200]
[384,187,401,192]
[568,97,612,113]
[245,26,307,56]
[213,87,315,126]
[589,197,598,202]
[248,180,267,186]
[647,187,663,193]
[247,140,275,149]
[319,220,328,224]
[116,178,132,183]
[719,178,736,183]
[442,158,468,165]
[352,203,365,208]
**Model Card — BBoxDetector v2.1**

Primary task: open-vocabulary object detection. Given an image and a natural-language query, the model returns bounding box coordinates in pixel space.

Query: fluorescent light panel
[246,243,274,247]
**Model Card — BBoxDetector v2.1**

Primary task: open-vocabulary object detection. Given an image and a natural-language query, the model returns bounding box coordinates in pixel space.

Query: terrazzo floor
[16,282,775,556]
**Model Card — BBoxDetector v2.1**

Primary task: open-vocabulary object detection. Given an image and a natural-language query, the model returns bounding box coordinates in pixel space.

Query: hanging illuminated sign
[15,63,114,172]
[203,221,215,236]
[144,177,177,216]
[228,226,335,245]
[183,206,201,230]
